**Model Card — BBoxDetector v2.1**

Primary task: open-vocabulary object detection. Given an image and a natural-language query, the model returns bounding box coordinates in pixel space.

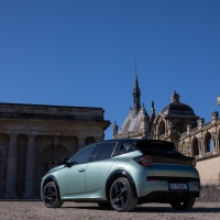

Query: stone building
[113,75,155,139]
[153,92,220,186]
[0,103,110,199]
[153,90,199,147]
[113,76,220,186]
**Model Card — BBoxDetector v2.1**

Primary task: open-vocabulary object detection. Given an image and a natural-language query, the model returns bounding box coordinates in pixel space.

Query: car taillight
[191,157,196,168]
[142,155,152,167]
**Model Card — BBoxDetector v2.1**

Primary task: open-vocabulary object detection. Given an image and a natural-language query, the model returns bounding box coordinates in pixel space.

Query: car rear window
[134,140,182,155]
[113,142,137,156]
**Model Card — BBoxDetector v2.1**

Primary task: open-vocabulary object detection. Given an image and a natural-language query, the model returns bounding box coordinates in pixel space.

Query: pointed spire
[150,100,155,118]
[112,121,119,137]
[133,61,141,113]
[135,60,138,76]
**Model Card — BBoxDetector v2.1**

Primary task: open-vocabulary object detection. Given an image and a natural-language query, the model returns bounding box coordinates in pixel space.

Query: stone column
[23,135,36,198]
[189,143,193,156]
[77,136,85,151]
[218,134,220,153]
[211,112,219,125]
[198,118,205,131]
[198,139,204,157]
[4,134,18,198]
[211,133,217,153]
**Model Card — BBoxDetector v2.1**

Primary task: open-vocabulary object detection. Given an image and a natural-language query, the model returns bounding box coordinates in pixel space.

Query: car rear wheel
[170,198,195,210]
[110,177,137,212]
[43,181,63,208]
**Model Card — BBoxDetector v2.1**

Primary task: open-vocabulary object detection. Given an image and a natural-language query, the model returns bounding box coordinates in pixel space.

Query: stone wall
[196,154,220,186]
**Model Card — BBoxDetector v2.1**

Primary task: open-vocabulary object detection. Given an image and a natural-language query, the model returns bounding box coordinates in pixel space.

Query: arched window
[158,121,165,136]
[175,121,187,134]
[205,132,213,153]
[192,137,199,156]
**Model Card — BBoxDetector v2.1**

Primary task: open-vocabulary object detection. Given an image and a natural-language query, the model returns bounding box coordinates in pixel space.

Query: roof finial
[151,100,154,109]
[135,60,138,77]
[171,90,180,103]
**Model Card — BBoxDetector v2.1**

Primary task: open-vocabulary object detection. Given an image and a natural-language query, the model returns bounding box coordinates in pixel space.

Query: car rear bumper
[136,176,200,199]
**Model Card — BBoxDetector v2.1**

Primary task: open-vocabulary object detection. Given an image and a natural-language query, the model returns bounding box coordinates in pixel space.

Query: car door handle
[78,168,85,173]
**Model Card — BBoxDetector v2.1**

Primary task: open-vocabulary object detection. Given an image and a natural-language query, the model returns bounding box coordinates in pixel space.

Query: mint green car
[41,139,200,212]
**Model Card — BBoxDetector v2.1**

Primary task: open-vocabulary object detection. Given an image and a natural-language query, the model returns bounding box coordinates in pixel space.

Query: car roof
[94,139,174,146]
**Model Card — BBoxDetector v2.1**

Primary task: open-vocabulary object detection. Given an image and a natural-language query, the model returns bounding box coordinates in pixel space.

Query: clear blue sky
[0,1,220,140]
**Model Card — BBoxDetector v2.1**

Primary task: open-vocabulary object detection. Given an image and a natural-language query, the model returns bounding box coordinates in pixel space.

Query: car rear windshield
[132,140,182,155]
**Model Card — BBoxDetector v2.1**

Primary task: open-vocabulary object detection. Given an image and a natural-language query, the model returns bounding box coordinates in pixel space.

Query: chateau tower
[133,74,141,115]
[112,65,155,139]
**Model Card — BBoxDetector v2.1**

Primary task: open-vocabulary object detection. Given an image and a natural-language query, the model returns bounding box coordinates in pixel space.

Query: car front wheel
[170,198,196,210]
[43,181,63,208]
[110,177,137,212]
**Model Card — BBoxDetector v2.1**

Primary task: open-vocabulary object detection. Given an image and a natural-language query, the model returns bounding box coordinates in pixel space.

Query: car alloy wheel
[110,177,137,212]
[43,181,63,208]
[170,198,195,210]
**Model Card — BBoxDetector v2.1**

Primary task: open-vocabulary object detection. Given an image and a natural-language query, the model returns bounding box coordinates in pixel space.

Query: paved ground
[0,200,220,220]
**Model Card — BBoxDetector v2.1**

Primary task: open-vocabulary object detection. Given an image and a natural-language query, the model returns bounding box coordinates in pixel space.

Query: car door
[58,143,97,199]
[86,142,117,198]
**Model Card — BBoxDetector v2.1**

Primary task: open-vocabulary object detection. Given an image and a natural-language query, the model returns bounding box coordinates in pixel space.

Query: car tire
[42,181,63,208]
[170,198,196,210]
[110,177,137,212]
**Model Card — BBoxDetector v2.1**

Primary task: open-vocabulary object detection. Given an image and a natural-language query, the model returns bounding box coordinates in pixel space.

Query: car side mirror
[62,158,69,166]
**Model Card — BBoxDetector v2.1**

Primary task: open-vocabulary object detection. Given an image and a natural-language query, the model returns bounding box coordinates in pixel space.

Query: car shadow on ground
[61,205,220,213]
[134,206,220,213]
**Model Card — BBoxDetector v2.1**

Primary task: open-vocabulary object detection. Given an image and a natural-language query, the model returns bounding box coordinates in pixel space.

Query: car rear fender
[42,175,61,200]
[106,169,138,200]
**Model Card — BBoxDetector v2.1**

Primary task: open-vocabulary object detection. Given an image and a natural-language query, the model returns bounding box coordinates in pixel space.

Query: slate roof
[161,102,196,116]
[161,91,197,116]
[119,106,149,133]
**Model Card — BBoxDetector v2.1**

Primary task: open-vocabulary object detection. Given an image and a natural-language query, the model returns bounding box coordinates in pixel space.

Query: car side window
[115,142,137,156]
[69,144,97,165]
[94,142,117,161]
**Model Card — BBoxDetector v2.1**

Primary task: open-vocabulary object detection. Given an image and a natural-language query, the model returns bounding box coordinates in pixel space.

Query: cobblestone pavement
[0,200,220,220]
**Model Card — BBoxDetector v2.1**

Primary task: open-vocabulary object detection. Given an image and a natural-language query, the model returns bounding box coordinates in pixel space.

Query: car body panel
[58,163,87,199]
[151,164,197,178]
[86,157,116,199]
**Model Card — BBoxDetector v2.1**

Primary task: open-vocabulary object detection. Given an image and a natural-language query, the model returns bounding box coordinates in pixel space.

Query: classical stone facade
[113,76,220,187]
[0,103,110,199]
[176,106,220,186]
